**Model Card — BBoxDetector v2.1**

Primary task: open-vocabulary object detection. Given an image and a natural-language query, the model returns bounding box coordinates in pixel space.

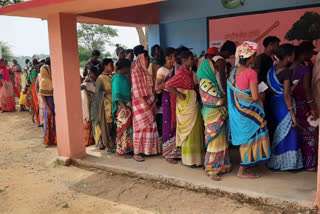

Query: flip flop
[133,155,144,162]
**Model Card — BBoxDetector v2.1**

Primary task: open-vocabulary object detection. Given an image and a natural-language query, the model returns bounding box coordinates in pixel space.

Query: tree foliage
[0,41,13,61]
[77,23,118,53]
[285,12,320,41]
[0,0,23,7]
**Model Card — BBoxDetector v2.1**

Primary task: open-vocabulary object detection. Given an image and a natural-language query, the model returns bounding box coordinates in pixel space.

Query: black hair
[125,49,133,55]
[180,51,193,60]
[238,57,252,66]
[299,41,315,52]
[115,46,125,56]
[294,46,304,61]
[102,58,113,67]
[116,59,131,70]
[221,40,236,55]
[88,65,99,75]
[143,50,149,57]
[45,57,51,66]
[274,43,295,61]
[263,36,281,48]
[151,45,161,58]
[40,59,46,64]
[25,59,30,64]
[32,58,39,66]
[92,50,101,57]
[133,45,145,57]
[165,47,175,57]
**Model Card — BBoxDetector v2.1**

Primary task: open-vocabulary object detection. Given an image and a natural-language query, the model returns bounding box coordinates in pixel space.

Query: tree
[77,23,118,53]
[0,41,13,61]
[0,0,23,7]
[285,12,320,41]
[136,27,148,50]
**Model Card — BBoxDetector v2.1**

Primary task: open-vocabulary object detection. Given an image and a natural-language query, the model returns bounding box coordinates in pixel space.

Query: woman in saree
[291,45,318,171]
[227,42,270,179]
[81,65,99,147]
[112,59,134,157]
[36,71,44,127]
[30,59,40,123]
[95,58,116,153]
[165,50,204,167]
[39,58,57,146]
[131,53,161,162]
[197,59,232,181]
[0,59,16,112]
[267,44,303,172]
[155,47,181,164]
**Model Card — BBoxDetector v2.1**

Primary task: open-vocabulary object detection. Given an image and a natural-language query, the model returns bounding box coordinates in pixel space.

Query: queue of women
[1,36,319,181]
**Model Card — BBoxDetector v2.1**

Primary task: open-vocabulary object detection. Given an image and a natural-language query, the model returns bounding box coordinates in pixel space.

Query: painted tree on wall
[285,12,320,41]
[0,0,23,7]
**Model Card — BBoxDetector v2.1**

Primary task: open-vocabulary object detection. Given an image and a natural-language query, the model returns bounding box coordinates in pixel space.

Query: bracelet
[288,106,294,110]
[307,100,314,104]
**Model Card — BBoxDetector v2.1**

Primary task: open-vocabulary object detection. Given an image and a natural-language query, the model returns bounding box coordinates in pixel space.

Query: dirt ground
[0,111,315,214]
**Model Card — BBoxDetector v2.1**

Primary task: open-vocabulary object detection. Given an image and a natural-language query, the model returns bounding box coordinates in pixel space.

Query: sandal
[166,158,178,164]
[133,155,144,162]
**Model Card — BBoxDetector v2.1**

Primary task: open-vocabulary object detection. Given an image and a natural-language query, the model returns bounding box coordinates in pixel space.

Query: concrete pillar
[47,13,86,159]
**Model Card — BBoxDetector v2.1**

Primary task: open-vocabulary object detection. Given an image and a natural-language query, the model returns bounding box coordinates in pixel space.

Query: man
[125,49,134,63]
[83,50,102,77]
[132,45,145,65]
[254,36,280,83]
[212,40,236,94]
[198,47,219,67]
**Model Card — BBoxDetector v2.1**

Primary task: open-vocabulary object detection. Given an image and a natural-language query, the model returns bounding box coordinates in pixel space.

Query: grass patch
[52,160,60,168]
[61,203,69,208]
[0,189,4,193]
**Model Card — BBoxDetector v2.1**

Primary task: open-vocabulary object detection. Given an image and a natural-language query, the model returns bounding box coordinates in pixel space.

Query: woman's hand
[310,109,319,120]
[177,92,186,101]
[292,114,298,128]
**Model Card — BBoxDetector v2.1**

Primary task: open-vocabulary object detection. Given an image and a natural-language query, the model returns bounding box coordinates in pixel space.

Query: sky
[0,15,140,57]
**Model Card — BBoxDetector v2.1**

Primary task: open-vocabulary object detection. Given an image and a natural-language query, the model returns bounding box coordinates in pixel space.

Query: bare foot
[207,173,221,181]
[237,167,260,179]
[306,168,316,172]
[166,158,178,164]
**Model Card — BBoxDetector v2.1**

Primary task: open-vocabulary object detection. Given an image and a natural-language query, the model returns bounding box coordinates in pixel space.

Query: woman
[36,70,44,126]
[149,45,165,81]
[12,59,22,91]
[30,59,40,123]
[81,65,99,147]
[39,58,57,146]
[155,47,181,164]
[112,59,134,156]
[95,58,116,153]
[131,53,161,162]
[290,46,319,171]
[227,42,270,179]
[197,59,232,180]
[165,51,204,167]
[0,59,15,112]
[267,44,303,172]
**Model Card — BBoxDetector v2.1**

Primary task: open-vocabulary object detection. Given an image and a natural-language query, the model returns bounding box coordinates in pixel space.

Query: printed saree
[112,73,133,155]
[197,60,231,175]
[227,68,270,166]
[267,65,303,171]
[0,64,15,112]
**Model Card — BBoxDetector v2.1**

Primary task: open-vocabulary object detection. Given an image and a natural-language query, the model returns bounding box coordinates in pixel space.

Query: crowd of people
[0,57,56,146]
[1,36,319,181]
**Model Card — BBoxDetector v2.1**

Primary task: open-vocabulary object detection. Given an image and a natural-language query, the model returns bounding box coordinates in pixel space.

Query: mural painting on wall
[221,0,245,9]
[209,8,320,53]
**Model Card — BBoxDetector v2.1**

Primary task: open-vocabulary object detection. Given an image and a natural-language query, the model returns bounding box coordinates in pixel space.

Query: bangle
[307,100,314,104]
[288,106,294,110]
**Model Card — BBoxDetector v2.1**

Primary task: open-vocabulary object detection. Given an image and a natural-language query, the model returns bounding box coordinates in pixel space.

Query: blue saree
[267,65,303,172]
[227,68,270,166]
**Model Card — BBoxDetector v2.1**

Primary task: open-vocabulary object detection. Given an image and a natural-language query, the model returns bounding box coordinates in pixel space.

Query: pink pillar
[47,13,86,159]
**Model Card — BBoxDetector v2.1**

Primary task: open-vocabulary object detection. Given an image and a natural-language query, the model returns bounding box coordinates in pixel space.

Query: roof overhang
[0,0,164,26]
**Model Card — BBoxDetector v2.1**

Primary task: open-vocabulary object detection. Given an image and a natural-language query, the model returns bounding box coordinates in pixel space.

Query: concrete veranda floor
[74,146,317,208]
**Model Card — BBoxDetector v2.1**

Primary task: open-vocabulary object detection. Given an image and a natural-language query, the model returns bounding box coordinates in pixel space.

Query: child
[19,85,29,111]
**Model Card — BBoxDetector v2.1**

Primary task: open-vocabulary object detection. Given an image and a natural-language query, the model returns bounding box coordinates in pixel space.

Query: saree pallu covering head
[267,65,303,171]
[39,65,53,96]
[235,41,258,66]
[197,60,231,175]
[0,61,15,112]
[227,68,270,166]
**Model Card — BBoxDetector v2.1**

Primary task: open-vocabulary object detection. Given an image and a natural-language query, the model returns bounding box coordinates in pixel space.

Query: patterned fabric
[235,41,258,66]
[267,65,303,171]
[292,65,318,169]
[227,68,270,166]
[31,82,39,123]
[115,107,133,155]
[131,54,160,155]
[198,60,231,174]
[44,96,57,145]
[39,65,53,96]
[0,63,16,112]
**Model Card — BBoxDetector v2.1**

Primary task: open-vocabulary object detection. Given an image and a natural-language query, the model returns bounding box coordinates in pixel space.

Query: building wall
[148,0,320,53]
